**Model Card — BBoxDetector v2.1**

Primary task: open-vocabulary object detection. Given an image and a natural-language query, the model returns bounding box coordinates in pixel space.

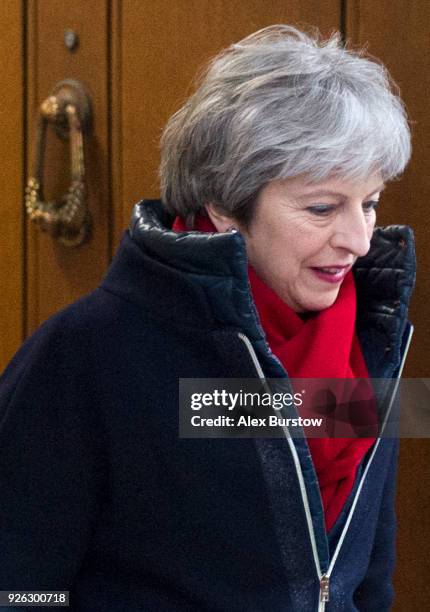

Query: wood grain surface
[25,0,111,334]
[0,0,24,370]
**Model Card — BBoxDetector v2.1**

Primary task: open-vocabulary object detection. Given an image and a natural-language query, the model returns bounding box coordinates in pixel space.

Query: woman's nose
[330,209,372,257]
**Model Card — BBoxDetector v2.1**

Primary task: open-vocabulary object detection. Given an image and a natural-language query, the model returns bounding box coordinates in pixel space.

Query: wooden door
[25,0,111,335]
[0,0,24,368]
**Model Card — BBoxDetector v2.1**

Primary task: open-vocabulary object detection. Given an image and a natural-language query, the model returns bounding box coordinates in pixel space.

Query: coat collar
[103,199,416,378]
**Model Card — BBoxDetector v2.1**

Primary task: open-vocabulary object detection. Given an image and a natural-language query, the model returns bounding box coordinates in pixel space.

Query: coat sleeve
[0,318,106,594]
[353,438,399,611]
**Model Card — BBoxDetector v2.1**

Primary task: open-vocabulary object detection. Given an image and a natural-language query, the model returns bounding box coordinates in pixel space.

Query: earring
[227,225,238,233]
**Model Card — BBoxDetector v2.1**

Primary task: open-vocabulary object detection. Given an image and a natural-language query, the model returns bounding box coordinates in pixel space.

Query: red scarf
[173,215,376,532]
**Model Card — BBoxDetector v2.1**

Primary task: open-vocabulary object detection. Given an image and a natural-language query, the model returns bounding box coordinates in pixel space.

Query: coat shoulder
[0,287,142,405]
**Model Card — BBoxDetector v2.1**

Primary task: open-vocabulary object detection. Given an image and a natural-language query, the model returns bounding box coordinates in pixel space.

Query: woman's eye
[363,200,379,213]
[306,200,380,217]
[306,205,335,216]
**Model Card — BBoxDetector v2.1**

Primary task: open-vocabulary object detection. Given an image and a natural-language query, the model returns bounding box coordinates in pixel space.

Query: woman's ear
[205,202,237,233]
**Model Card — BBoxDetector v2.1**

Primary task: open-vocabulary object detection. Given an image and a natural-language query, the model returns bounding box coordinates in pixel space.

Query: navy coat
[0,200,416,611]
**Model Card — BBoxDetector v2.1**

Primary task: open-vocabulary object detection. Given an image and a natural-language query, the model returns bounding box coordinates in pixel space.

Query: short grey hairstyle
[160,25,411,227]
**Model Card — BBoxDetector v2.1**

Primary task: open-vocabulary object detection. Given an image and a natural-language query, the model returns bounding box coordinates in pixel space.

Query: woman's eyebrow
[299,184,386,200]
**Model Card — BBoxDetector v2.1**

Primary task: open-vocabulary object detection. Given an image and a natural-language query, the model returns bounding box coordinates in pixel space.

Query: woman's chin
[296,288,341,313]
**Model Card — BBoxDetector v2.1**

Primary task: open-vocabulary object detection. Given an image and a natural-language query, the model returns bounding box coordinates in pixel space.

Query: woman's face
[239,174,384,312]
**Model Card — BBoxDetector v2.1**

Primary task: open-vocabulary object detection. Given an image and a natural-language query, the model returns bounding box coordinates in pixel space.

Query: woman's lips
[309,265,352,284]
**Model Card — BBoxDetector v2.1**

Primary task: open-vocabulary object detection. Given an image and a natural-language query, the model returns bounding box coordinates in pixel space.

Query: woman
[0,25,415,611]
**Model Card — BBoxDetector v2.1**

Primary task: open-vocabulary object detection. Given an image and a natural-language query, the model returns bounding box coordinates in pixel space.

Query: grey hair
[160,24,411,227]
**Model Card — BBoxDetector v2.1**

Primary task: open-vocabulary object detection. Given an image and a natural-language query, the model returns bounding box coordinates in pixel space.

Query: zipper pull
[320,574,330,602]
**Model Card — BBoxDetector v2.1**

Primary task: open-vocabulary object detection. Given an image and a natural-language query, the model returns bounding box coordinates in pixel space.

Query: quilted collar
[127,199,416,377]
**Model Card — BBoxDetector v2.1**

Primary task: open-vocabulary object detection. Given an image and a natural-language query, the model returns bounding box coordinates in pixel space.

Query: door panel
[25,0,111,334]
[0,0,24,368]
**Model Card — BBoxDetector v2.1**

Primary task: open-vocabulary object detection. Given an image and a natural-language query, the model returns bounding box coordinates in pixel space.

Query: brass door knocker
[25,79,93,247]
